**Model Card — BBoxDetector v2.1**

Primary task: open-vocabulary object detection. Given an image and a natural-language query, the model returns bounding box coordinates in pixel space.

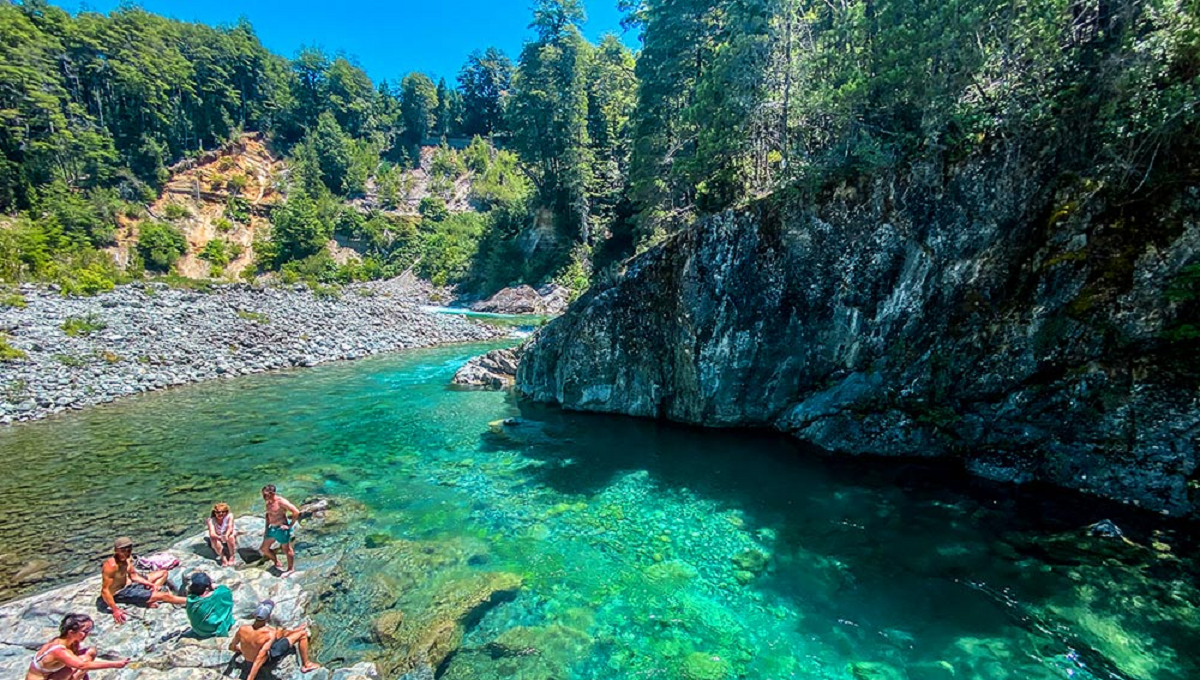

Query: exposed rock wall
[518,158,1200,516]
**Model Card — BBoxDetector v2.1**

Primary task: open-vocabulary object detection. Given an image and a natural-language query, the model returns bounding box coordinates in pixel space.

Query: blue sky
[52,1,639,85]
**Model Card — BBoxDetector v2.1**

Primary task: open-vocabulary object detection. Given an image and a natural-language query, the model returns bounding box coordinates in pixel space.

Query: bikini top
[29,644,65,674]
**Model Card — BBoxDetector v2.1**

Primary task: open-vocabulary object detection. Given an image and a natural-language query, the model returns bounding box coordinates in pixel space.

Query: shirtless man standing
[100,537,185,624]
[258,485,300,576]
[228,600,320,680]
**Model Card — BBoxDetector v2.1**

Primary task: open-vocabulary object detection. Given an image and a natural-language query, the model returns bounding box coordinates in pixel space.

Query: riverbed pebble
[0,281,505,424]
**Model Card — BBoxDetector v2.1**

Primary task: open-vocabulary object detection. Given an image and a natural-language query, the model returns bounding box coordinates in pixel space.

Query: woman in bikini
[25,613,129,680]
[207,503,238,567]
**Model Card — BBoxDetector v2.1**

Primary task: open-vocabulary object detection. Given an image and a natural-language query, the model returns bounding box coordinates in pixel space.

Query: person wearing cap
[184,572,235,638]
[228,600,321,680]
[100,537,186,625]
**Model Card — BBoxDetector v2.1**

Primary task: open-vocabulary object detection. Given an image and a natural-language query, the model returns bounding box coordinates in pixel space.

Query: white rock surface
[0,516,376,680]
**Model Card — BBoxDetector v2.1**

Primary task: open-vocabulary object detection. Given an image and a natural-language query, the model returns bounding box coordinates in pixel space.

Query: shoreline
[0,280,508,425]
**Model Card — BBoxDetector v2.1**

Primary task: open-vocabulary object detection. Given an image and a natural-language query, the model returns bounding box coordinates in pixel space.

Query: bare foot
[301,663,322,673]
[147,602,159,609]
[279,569,295,578]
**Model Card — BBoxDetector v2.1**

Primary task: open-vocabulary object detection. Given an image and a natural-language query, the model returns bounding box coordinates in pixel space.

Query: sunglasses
[215,510,229,515]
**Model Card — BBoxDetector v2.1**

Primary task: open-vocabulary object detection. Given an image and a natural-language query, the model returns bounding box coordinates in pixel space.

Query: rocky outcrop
[0,281,505,424]
[0,514,379,680]
[518,162,1200,516]
[470,284,569,315]
[450,348,519,389]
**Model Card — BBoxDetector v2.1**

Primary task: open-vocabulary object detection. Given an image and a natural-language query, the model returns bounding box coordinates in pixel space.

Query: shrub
[61,314,106,337]
[227,174,249,195]
[0,335,26,362]
[137,222,187,272]
[225,196,252,223]
[162,203,191,220]
[216,156,237,172]
[419,197,449,222]
[0,291,26,308]
[214,218,234,232]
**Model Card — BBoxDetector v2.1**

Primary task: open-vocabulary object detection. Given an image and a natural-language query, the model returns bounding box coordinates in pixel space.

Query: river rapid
[0,343,1196,680]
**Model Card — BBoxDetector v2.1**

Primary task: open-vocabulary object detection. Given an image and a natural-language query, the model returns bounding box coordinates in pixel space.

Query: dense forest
[0,0,1197,298]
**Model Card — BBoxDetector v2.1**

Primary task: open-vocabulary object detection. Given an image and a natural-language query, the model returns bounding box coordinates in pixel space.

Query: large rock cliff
[517,158,1200,516]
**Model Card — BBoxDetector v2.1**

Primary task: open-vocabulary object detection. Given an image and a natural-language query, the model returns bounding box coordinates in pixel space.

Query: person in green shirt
[185,572,235,638]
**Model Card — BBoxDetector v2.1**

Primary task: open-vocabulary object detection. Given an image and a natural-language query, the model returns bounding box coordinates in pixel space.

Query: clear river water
[0,342,1196,680]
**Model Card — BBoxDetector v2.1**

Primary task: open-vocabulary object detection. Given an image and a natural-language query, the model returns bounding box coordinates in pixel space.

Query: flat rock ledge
[0,516,377,680]
[450,348,519,389]
[469,284,569,316]
[0,281,506,425]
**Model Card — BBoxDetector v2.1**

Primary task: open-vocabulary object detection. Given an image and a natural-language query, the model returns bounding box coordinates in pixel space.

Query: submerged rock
[370,570,523,677]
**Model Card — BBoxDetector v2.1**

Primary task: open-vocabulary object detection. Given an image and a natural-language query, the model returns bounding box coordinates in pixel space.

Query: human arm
[281,497,300,529]
[244,632,274,680]
[207,518,220,539]
[46,646,129,671]
[228,628,242,654]
[100,561,126,624]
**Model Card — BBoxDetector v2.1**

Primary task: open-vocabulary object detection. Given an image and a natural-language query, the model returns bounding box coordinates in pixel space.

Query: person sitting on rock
[258,485,300,576]
[26,613,129,680]
[228,600,321,680]
[184,571,235,638]
[100,536,185,624]
[206,502,238,567]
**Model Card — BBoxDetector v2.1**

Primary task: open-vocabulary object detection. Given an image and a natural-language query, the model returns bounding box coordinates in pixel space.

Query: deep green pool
[0,343,1196,680]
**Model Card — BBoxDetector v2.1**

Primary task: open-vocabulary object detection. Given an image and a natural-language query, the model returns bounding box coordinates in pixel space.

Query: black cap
[188,572,212,596]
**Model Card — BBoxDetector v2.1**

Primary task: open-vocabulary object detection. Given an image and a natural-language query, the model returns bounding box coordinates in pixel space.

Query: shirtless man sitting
[258,485,300,576]
[100,536,186,624]
[228,600,320,680]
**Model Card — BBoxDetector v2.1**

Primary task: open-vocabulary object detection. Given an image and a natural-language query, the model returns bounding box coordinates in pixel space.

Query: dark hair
[60,614,92,637]
[261,484,276,494]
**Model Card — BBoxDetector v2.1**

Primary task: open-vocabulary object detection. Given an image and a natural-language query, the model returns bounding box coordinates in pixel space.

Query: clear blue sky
[52,1,639,84]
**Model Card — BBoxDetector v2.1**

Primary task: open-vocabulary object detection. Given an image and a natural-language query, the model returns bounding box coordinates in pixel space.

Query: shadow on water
[0,343,1195,680]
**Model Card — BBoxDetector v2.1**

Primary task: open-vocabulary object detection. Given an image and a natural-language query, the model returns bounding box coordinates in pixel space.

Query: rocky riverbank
[0,513,378,680]
[0,281,506,424]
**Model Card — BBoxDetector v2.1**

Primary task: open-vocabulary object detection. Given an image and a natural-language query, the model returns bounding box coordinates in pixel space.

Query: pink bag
[135,552,181,571]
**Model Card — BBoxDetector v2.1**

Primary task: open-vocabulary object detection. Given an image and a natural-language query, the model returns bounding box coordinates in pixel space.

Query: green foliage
[162,203,191,220]
[61,313,107,337]
[236,309,269,324]
[458,48,513,137]
[419,197,450,222]
[0,289,26,308]
[226,174,249,195]
[199,238,242,270]
[428,145,466,197]
[225,196,252,223]
[0,335,26,362]
[270,194,331,264]
[417,212,486,287]
[136,222,187,272]
[54,353,88,367]
[400,72,439,147]
[470,147,534,208]
[214,218,234,232]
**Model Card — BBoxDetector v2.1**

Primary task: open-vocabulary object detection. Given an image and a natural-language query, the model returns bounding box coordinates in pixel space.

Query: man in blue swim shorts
[258,485,300,577]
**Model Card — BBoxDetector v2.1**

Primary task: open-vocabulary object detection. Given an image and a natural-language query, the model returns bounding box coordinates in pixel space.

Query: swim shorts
[267,637,293,663]
[113,583,154,605]
[266,524,293,545]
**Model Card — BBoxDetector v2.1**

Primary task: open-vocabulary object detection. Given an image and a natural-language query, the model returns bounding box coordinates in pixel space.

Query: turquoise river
[0,342,1196,680]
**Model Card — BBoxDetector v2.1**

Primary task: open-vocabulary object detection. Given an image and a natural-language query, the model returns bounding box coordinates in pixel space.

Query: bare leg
[150,588,186,606]
[259,539,280,570]
[208,536,225,563]
[146,570,169,588]
[283,542,295,573]
[222,535,238,566]
[284,627,320,672]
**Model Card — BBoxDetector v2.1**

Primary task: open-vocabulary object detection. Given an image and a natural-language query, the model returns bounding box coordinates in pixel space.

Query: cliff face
[517,155,1200,516]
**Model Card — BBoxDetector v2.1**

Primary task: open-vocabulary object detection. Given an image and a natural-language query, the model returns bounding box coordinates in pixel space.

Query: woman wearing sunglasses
[206,503,239,567]
[25,613,130,680]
